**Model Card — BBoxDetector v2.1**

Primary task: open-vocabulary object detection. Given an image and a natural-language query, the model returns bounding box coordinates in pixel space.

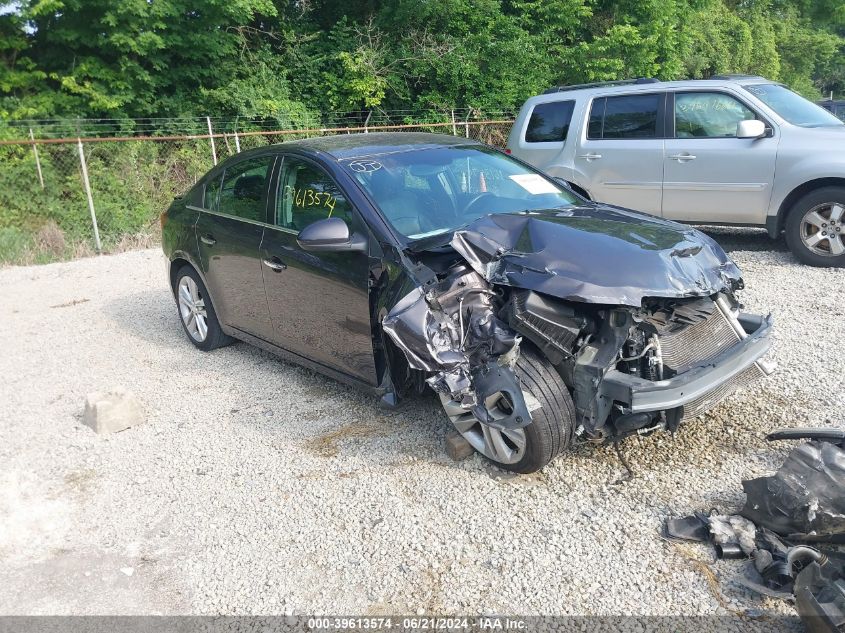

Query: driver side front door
[259,154,378,385]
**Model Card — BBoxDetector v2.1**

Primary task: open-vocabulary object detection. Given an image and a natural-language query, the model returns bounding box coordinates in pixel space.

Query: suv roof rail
[708,74,767,81]
[542,77,660,94]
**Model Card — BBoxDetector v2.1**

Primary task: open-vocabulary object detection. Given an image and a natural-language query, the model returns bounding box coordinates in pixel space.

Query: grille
[659,302,740,373]
[681,363,766,421]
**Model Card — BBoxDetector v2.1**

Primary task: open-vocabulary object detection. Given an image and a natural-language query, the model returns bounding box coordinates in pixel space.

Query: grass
[0,222,159,267]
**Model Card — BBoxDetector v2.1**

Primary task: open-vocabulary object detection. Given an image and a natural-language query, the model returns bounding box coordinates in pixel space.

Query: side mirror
[553,177,573,191]
[296,217,367,253]
[737,119,766,139]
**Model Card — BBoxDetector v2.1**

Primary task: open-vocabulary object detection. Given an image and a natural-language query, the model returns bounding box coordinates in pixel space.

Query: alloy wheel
[178,276,209,342]
[439,391,529,465]
[800,202,845,257]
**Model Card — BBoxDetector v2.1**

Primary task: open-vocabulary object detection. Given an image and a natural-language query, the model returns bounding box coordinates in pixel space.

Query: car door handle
[262,257,287,272]
[200,234,216,246]
[578,153,602,160]
[668,153,697,161]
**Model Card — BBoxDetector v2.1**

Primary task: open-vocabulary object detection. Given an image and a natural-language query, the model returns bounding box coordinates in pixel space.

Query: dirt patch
[305,422,386,457]
[50,298,90,309]
[63,469,97,495]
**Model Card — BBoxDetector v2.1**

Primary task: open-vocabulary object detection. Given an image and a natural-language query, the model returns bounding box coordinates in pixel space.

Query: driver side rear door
[259,154,378,385]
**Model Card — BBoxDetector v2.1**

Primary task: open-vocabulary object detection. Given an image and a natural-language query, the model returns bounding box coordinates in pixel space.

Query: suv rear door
[574,92,666,215]
[661,90,778,224]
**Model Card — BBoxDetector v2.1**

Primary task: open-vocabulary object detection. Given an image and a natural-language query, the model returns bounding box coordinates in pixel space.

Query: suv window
[525,100,575,143]
[276,156,353,231]
[588,94,661,139]
[217,156,273,221]
[675,92,756,138]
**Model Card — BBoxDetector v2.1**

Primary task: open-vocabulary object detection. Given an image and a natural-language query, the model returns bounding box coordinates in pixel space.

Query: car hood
[445,206,743,307]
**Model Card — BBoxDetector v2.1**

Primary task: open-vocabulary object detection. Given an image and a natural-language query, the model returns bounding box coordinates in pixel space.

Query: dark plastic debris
[741,438,845,543]
[715,542,747,560]
[664,514,710,542]
[795,557,845,633]
[663,431,845,633]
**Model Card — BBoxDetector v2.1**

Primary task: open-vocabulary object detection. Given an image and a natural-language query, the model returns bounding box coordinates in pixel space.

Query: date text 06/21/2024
[307,617,527,630]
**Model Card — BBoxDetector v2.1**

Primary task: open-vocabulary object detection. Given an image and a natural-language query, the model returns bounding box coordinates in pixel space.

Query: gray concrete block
[445,429,474,461]
[83,388,145,434]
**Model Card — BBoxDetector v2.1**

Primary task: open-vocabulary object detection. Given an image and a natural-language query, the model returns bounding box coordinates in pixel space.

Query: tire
[173,265,232,351]
[784,186,845,267]
[440,347,576,473]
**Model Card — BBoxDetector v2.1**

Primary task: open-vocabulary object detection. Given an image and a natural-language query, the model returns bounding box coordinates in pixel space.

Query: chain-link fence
[0,112,514,262]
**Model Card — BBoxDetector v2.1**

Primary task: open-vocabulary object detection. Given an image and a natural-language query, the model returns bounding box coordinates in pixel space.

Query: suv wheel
[439,347,576,473]
[174,266,232,351]
[785,187,845,267]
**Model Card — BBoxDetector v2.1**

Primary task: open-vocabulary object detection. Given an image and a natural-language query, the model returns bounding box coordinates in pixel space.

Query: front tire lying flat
[440,347,576,473]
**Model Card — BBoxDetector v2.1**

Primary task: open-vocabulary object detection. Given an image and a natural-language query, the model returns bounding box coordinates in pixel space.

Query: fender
[767,158,845,236]
[166,249,214,307]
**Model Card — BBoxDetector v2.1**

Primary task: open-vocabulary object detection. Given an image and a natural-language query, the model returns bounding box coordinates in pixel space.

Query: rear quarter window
[588,94,661,139]
[525,100,575,143]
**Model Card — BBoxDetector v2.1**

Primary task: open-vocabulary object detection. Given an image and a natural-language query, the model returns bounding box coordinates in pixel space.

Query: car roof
[249,132,484,161]
[538,76,775,99]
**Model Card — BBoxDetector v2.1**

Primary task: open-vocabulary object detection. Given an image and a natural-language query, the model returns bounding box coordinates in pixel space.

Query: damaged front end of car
[381,209,775,448]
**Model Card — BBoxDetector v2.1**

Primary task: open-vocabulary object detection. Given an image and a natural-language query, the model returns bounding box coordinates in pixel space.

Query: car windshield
[342,145,579,241]
[744,83,843,127]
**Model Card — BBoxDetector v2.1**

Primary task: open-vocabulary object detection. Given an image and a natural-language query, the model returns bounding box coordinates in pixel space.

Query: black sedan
[162,133,773,473]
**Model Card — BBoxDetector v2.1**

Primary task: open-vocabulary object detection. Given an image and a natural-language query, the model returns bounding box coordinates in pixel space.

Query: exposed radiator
[659,301,740,373]
[681,363,765,422]
[657,297,767,421]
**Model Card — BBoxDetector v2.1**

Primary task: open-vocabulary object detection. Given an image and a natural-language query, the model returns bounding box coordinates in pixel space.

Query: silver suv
[507,75,845,267]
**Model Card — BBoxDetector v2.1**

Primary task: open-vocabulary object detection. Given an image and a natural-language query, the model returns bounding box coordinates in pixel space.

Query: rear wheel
[439,347,576,473]
[785,187,845,267]
[174,266,232,351]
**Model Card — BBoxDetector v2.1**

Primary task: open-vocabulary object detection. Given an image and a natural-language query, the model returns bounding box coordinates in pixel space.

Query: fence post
[76,138,102,252]
[206,116,217,165]
[464,112,471,138]
[233,117,241,153]
[450,110,457,136]
[29,128,45,190]
[363,111,372,134]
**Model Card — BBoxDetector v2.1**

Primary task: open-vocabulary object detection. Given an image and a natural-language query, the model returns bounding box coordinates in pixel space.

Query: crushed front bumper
[601,312,774,419]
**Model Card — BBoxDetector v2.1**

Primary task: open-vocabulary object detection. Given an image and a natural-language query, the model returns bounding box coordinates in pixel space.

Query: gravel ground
[1,228,843,627]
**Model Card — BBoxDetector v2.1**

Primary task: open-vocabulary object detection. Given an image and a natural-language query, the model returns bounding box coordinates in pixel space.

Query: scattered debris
[664,428,845,632]
[741,428,845,543]
[120,567,134,577]
[82,388,145,435]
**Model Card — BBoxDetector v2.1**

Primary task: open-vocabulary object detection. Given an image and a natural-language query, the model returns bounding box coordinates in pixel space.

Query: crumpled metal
[450,208,743,307]
[382,268,527,423]
[741,440,845,543]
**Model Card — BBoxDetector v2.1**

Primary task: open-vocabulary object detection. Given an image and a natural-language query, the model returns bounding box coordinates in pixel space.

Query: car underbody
[382,211,775,442]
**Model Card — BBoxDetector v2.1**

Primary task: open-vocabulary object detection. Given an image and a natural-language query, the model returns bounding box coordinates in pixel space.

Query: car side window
[275,156,353,231]
[588,94,661,139]
[525,100,575,143]
[675,92,756,138]
[203,173,222,211]
[217,156,274,222]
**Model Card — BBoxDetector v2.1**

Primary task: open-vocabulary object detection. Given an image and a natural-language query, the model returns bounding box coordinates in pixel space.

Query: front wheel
[439,347,576,473]
[784,187,845,267]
